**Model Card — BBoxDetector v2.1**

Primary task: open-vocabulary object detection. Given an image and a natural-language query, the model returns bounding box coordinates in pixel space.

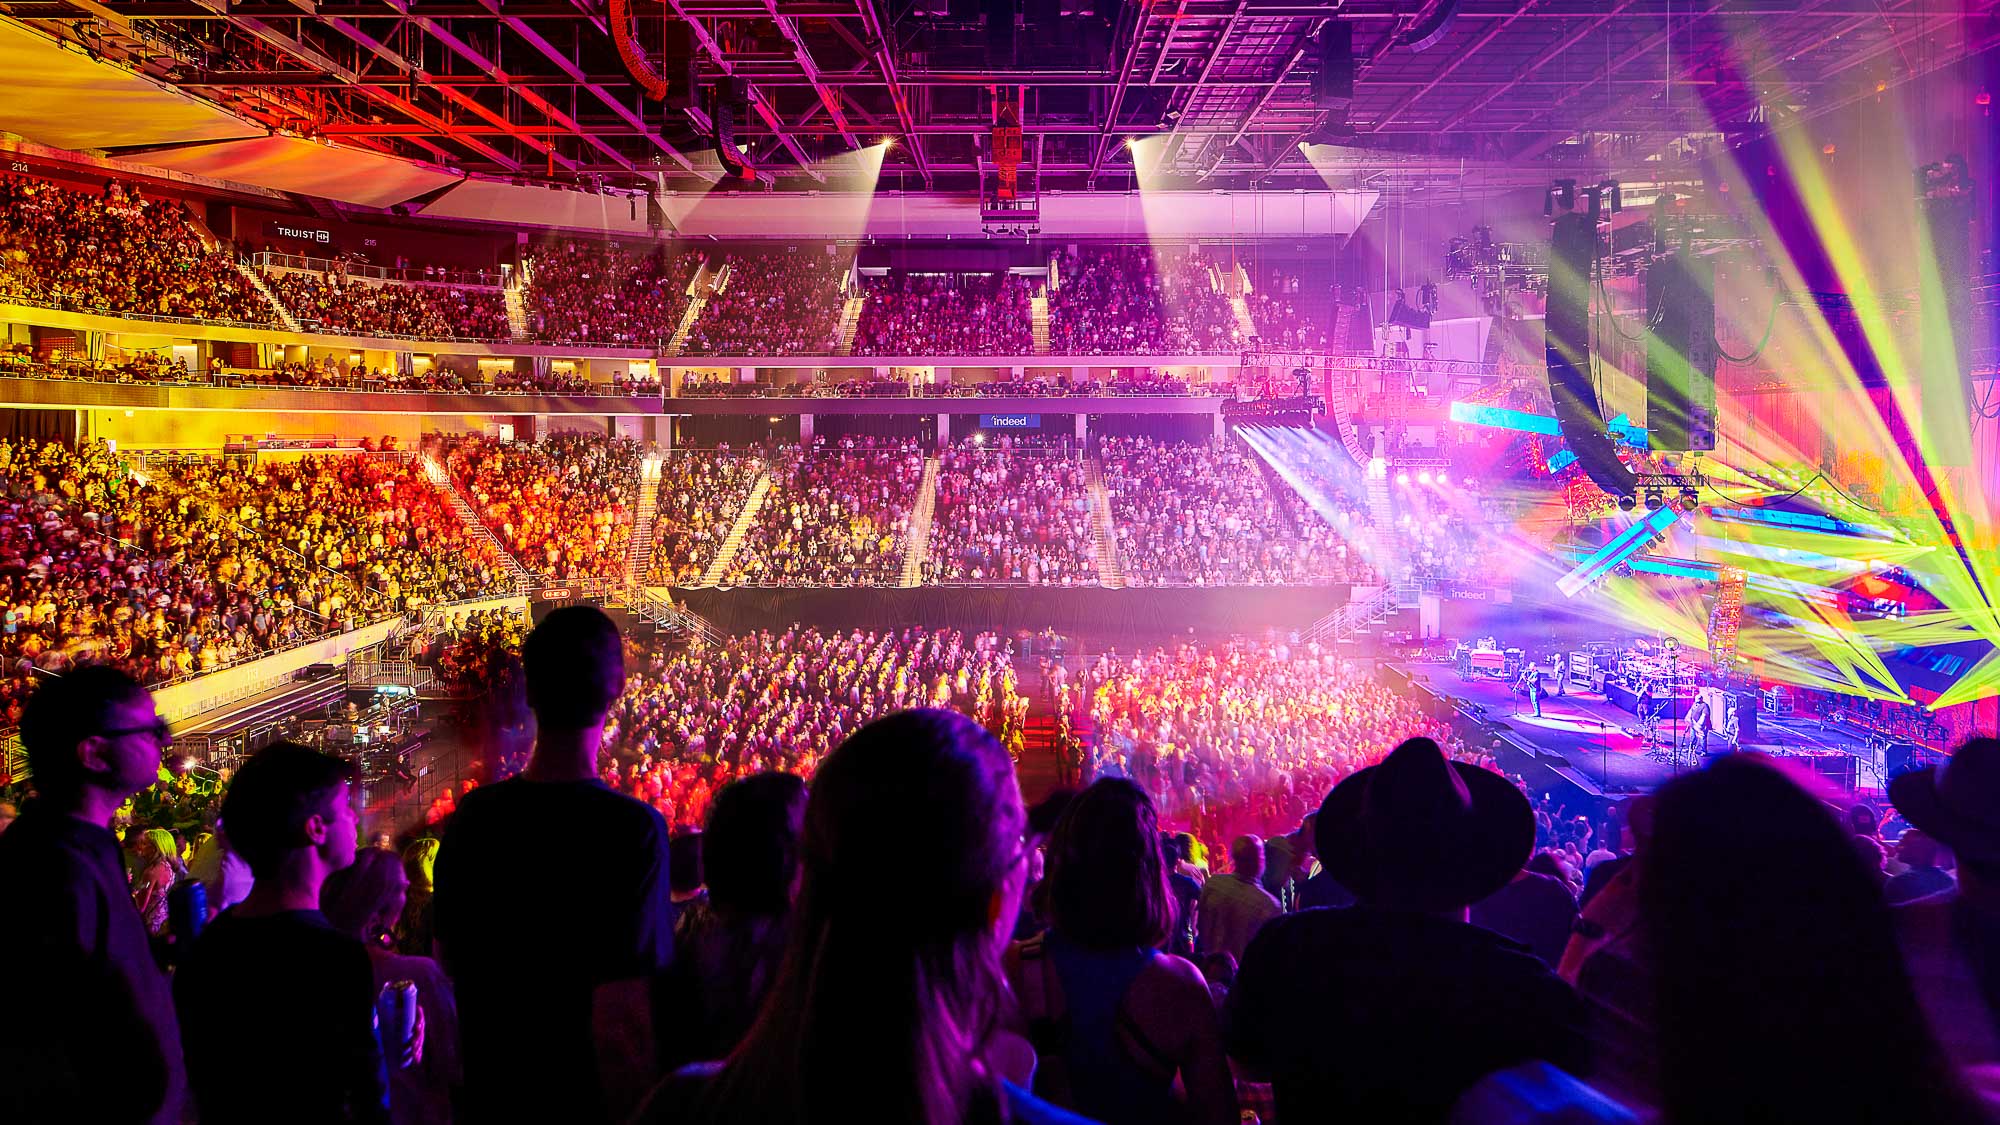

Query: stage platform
[1390,662,1888,797]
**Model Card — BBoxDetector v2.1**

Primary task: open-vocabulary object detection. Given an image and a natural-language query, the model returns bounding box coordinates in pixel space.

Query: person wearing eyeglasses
[0,664,185,1125]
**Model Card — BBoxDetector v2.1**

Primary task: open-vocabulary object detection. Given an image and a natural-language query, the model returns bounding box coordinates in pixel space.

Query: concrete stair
[625,453,663,584]
[698,472,773,586]
[238,263,303,333]
[502,284,531,341]
[419,453,534,590]
[665,295,707,357]
[834,295,866,356]
[1030,295,1051,354]
[899,456,940,587]
[1083,457,1124,589]
[1364,464,1403,579]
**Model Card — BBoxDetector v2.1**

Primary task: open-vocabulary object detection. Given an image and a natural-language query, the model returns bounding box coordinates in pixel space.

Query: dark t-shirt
[174,909,387,1125]
[434,776,674,1124]
[1471,871,1579,967]
[1167,872,1201,958]
[0,806,186,1125]
[1295,869,1357,910]
[1226,906,1590,1122]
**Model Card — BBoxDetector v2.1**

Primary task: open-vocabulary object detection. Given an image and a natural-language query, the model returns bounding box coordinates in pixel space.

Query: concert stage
[1389,662,1889,798]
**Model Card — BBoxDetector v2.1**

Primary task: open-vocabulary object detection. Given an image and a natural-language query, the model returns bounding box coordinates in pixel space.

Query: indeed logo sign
[979,413,1040,429]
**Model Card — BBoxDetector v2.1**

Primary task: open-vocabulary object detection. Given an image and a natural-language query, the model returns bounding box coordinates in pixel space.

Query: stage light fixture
[1396,472,1410,485]
[1417,471,1432,485]
[1617,494,1637,511]
[1679,486,1701,507]
[1644,489,1665,510]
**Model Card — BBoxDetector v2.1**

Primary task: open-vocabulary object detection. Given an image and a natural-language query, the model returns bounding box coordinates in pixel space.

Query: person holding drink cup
[174,742,390,1124]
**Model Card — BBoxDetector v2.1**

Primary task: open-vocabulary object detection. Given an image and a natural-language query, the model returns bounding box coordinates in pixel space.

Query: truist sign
[267,222,333,244]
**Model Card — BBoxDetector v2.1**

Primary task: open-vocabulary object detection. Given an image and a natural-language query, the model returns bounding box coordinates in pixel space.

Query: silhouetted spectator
[1226,737,1588,1120]
[434,605,673,1124]
[175,742,385,1124]
[657,772,806,1072]
[1007,777,1237,1125]
[1646,755,1985,1123]
[0,666,185,1124]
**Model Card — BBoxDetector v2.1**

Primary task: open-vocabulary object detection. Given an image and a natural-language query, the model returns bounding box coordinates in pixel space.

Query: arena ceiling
[3,0,1997,200]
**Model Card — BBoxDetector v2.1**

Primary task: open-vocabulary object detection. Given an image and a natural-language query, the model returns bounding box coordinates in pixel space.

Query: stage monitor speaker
[1645,251,1718,451]
[1314,21,1354,108]
[1546,210,1638,496]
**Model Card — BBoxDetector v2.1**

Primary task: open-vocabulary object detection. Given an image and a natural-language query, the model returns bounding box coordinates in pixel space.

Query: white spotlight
[1417,472,1432,486]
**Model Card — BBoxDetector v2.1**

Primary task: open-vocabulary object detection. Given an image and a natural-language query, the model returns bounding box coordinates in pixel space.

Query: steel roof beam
[500,14,698,173]
[657,0,824,180]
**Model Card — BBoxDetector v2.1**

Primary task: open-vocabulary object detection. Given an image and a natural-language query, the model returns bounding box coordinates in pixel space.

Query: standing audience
[174,742,386,1125]
[0,667,185,1124]
[434,605,674,1124]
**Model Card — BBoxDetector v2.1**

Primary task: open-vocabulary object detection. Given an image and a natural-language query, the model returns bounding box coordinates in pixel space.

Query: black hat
[1890,737,2000,868]
[1315,737,1536,911]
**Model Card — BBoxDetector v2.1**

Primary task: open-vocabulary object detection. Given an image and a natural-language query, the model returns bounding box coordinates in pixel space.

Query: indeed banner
[979,414,1041,429]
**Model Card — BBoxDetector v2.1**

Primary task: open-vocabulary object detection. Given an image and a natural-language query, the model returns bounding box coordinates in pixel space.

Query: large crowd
[602,625,1027,833]
[9,603,1998,1125]
[678,251,846,357]
[263,267,510,341]
[0,440,510,721]
[1048,246,1243,355]
[924,440,1097,585]
[721,439,921,587]
[853,271,1036,356]
[646,448,764,586]
[522,240,702,345]
[436,433,641,580]
[1082,639,1462,848]
[1098,435,1339,586]
[0,176,272,324]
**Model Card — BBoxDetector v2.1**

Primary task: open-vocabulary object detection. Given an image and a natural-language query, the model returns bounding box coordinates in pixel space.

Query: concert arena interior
[2,2,1999,1123]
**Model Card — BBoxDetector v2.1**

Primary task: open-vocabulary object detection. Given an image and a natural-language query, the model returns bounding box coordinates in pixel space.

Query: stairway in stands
[1230,295,1259,342]
[1083,458,1125,589]
[1364,464,1403,578]
[833,295,866,356]
[1030,295,1051,353]
[698,472,773,586]
[418,453,534,591]
[502,278,531,341]
[665,295,707,357]
[237,263,304,333]
[625,453,664,585]
[899,456,941,587]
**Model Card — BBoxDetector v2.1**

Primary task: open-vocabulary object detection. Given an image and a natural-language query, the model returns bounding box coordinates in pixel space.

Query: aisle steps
[1083,458,1125,589]
[418,453,533,590]
[501,284,531,341]
[665,295,708,357]
[899,456,941,587]
[237,263,304,333]
[625,453,664,584]
[834,295,866,356]
[1030,295,1051,353]
[699,472,772,586]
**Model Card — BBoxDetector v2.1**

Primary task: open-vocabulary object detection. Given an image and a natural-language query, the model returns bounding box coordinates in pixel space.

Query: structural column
[800,413,814,444]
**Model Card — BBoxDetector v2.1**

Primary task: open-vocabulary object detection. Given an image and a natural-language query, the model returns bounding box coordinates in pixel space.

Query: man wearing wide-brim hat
[1224,737,1591,1121]
[1890,736,2000,1068]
